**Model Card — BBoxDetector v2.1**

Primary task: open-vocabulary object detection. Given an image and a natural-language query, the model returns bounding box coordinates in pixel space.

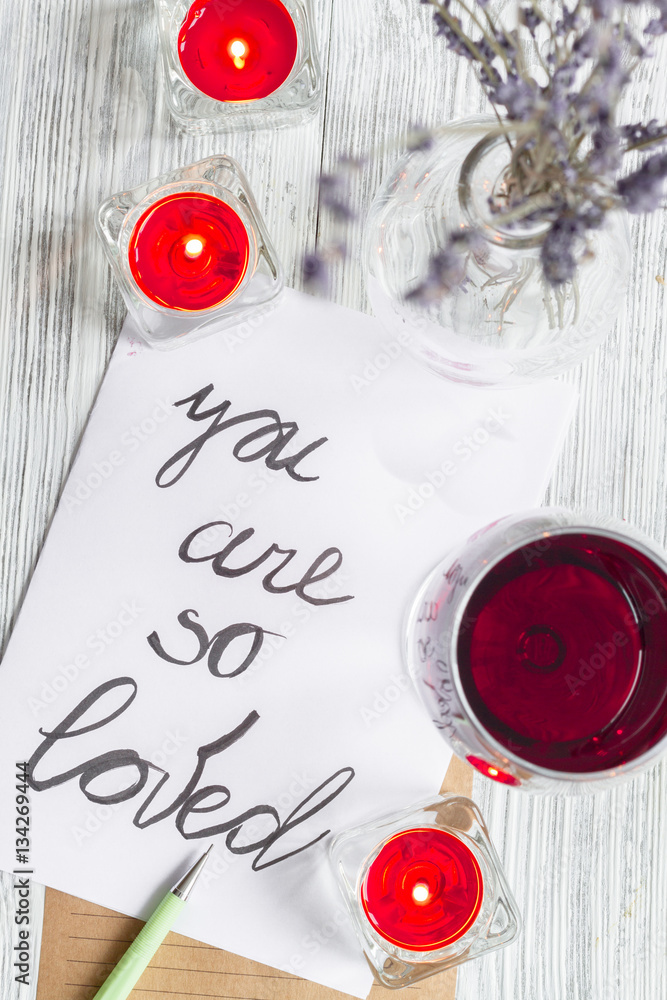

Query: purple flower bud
[645,16,667,35]
[541,216,580,285]
[475,36,497,63]
[555,4,581,35]
[319,173,357,221]
[588,0,621,18]
[588,126,622,175]
[433,11,474,58]
[519,6,541,32]
[620,119,667,147]
[407,128,435,152]
[573,26,597,57]
[302,253,328,289]
[617,152,667,212]
[406,229,483,303]
[491,74,537,120]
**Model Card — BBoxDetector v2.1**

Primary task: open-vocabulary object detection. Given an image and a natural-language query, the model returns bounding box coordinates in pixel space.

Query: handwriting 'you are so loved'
[28,385,356,871]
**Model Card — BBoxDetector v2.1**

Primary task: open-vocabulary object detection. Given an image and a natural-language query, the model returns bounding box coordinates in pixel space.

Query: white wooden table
[1,2,666,998]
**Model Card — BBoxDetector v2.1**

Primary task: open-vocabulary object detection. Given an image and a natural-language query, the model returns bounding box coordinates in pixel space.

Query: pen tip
[171,845,214,901]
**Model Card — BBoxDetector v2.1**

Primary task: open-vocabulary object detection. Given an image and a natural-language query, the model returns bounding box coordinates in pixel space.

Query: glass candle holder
[330,795,520,989]
[405,509,667,793]
[96,156,283,350]
[155,0,322,133]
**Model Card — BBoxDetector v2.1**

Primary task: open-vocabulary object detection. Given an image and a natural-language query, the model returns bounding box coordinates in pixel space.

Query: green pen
[93,845,213,1000]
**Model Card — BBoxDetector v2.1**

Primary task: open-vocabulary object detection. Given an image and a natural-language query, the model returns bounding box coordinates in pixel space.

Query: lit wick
[412,882,430,904]
[229,38,248,69]
[184,237,205,259]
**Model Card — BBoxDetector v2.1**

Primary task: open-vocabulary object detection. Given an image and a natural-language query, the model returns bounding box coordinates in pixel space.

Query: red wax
[457,533,667,772]
[128,192,250,311]
[178,0,299,103]
[361,828,483,952]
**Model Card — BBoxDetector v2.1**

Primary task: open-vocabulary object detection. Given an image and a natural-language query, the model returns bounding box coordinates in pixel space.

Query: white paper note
[0,290,576,997]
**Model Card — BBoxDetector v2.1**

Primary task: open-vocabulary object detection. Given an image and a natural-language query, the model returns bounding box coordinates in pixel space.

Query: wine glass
[405,508,667,793]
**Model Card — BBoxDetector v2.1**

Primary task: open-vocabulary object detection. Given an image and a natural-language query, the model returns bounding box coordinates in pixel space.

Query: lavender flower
[573,26,599,58]
[588,126,622,173]
[589,0,621,18]
[645,0,667,35]
[617,153,667,212]
[318,174,357,222]
[541,217,581,285]
[407,231,484,303]
[621,120,667,148]
[490,74,537,120]
[555,5,581,36]
[307,0,667,293]
[302,253,327,290]
[433,12,477,59]
[519,6,541,33]
[406,128,435,152]
[418,0,667,285]
[576,43,629,126]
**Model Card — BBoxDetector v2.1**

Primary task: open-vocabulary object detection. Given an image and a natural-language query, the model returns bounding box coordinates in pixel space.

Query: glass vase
[365,116,631,387]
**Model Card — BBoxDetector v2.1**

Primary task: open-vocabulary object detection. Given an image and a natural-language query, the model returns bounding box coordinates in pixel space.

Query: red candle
[178,0,299,103]
[128,192,250,312]
[361,828,483,952]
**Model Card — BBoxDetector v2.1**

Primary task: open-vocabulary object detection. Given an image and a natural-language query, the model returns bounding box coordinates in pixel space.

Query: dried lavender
[406,231,486,301]
[303,159,364,293]
[415,0,667,290]
[618,152,667,212]
[307,0,667,295]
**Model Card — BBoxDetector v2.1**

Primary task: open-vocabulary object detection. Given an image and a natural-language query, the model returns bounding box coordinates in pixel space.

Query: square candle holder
[330,795,520,989]
[155,0,322,133]
[96,156,283,350]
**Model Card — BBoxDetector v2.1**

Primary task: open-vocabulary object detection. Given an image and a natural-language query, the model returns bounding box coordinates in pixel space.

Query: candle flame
[412,883,430,904]
[184,237,204,258]
[229,38,248,69]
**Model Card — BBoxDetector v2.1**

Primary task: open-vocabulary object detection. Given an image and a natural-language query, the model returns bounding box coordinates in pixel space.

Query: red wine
[456,532,667,773]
